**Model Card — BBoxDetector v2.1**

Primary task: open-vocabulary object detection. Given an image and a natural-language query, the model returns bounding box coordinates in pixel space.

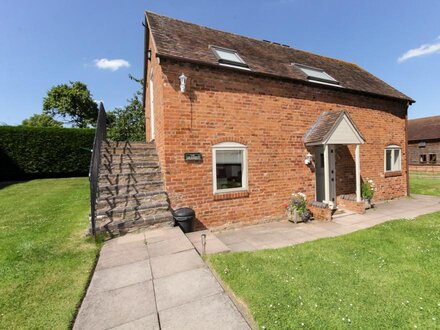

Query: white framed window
[212,142,248,194]
[293,63,340,86]
[210,46,249,69]
[384,145,401,172]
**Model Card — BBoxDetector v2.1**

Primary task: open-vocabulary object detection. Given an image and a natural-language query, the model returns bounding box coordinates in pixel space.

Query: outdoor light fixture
[304,152,314,165]
[179,73,187,93]
[201,233,207,256]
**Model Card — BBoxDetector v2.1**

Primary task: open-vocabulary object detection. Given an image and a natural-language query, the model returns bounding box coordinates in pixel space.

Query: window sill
[385,171,402,178]
[213,191,249,201]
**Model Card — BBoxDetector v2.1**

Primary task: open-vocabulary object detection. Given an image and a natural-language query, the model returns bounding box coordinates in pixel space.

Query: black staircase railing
[89,103,107,236]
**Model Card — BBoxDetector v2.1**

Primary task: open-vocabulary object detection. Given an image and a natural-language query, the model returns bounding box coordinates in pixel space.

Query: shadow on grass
[0,180,30,190]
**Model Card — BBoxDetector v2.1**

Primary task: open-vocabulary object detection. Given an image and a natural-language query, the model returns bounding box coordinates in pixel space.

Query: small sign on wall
[184,152,203,162]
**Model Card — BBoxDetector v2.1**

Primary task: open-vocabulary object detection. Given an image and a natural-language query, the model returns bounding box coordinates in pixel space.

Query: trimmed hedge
[0,126,95,181]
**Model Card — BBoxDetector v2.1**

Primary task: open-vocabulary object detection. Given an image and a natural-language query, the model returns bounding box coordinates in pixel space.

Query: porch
[304,111,365,213]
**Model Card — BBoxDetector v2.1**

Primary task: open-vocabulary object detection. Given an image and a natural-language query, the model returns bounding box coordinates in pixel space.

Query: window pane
[429,154,437,163]
[300,67,336,81]
[420,154,427,163]
[216,150,243,190]
[385,150,392,171]
[393,149,401,170]
[214,49,243,63]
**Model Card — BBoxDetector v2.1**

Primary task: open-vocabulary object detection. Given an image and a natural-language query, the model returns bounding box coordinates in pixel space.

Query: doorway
[315,145,336,207]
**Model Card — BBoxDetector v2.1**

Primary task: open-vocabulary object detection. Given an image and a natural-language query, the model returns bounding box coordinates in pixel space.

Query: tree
[43,81,98,128]
[107,76,146,141]
[21,113,63,128]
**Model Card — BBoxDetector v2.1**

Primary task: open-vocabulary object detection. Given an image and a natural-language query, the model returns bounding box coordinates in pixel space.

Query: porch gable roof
[304,111,365,145]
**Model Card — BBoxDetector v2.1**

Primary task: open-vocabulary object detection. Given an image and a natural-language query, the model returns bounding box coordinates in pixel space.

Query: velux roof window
[294,64,340,86]
[210,46,249,69]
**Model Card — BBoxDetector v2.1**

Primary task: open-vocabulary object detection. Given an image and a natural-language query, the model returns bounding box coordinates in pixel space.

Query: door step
[332,208,355,219]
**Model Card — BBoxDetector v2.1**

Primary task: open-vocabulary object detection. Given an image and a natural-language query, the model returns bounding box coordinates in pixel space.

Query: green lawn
[210,213,440,329]
[410,172,440,196]
[0,178,100,329]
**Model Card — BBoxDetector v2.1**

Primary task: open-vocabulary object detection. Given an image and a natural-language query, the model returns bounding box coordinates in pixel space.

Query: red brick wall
[335,145,356,196]
[309,205,332,221]
[336,196,366,214]
[145,57,409,229]
[409,165,440,172]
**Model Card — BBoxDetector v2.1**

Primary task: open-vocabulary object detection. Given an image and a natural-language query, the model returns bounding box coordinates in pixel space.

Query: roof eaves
[155,52,414,104]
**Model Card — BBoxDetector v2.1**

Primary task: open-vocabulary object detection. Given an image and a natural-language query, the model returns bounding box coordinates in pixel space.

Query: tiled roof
[146,12,413,103]
[304,110,364,145]
[304,111,344,144]
[408,115,440,141]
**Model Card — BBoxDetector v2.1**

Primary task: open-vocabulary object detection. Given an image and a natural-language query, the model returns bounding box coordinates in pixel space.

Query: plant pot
[287,209,300,223]
[364,198,372,209]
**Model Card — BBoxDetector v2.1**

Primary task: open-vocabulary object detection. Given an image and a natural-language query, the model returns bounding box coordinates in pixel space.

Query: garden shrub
[0,126,95,181]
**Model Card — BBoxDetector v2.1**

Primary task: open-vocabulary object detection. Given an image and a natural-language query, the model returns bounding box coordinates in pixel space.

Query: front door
[315,145,336,207]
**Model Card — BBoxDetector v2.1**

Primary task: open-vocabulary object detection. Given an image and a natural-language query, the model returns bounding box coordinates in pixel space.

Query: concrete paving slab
[186,230,231,255]
[226,241,256,252]
[89,260,151,293]
[75,226,250,330]
[110,314,160,330]
[105,232,146,247]
[144,226,183,244]
[150,249,204,279]
[154,267,223,311]
[74,281,156,330]
[159,293,250,330]
[147,235,194,258]
[96,242,149,270]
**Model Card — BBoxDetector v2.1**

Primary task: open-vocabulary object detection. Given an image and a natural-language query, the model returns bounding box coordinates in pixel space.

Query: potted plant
[361,178,375,208]
[286,193,311,223]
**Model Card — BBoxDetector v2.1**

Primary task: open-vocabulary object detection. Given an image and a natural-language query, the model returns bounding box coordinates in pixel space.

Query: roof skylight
[210,46,249,69]
[294,64,339,85]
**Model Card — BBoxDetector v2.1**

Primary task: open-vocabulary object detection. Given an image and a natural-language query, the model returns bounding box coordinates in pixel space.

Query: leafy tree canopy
[21,113,63,128]
[43,81,98,128]
[107,75,145,141]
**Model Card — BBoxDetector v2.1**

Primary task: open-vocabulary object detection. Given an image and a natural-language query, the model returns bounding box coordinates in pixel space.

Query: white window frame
[384,145,401,172]
[212,142,248,194]
[293,63,340,86]
[209,45,249,69]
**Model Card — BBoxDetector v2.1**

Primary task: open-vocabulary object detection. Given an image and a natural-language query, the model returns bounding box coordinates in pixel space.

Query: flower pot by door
[288,209,300,223]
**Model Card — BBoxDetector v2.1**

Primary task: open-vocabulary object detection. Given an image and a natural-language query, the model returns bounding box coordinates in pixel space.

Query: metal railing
[89,103,107,236]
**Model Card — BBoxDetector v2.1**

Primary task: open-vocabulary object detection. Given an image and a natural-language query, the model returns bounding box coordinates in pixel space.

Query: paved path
[216,194,440,252]
[74,227,250,330]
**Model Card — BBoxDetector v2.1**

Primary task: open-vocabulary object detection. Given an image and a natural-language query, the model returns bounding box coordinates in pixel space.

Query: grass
[0,178,100,329]
[209,213,440,329]
[409,171,440,196]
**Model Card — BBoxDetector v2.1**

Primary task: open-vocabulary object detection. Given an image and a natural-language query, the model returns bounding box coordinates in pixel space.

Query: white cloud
[94,58,130,71]
[398,36,440,63]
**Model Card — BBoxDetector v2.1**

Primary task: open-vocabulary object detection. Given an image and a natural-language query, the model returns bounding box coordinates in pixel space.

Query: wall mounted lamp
[179,73,187,93]
[304,152,314,165]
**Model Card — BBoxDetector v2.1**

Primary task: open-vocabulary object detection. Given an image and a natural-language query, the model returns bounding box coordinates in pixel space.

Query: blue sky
[1,0,439,125]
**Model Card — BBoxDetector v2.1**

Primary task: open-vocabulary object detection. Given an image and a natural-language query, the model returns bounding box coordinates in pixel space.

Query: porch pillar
[324,144,330,204]
[355,144,361,202]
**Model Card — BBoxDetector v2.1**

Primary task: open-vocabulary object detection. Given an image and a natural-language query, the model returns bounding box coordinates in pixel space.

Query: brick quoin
[145,37,409,229]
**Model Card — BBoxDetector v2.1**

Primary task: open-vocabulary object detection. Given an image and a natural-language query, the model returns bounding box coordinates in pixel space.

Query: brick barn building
[142,12,414,229]
[408,115,440,172]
